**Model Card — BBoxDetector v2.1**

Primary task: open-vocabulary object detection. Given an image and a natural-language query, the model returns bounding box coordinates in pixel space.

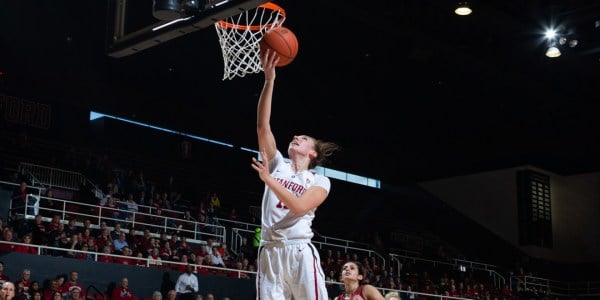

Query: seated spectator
[228,261,250,279]
[134,251,147,267]
[102,197,121,224]
[193,256,212,275]
[158,232,169,248]
[73,244,94,261]
[111,278,134,300]
[115,247,135,265]
[139,229,153,251]
[216,242,233,265]
[29,290,42,300]
[54,233,71,257]
[98,246,114,264]
[82,219,94,235]
[79,228,93,244]
[63,286,82,300]
[238,237,255,262]
[42,282,60,300]
[65,235,83,258]
[208,247,226,268]
[176,236,191,258]
[172,254,190,272]
[64,219,78,238]
[148,247,163,268]
[84,237,97,253]
[60,272,85,298]
[14,235,37,255]
[195,244,209,262]
[47,223,66,249]
[240,258,251,271]
[46,215,61,234]
[14,269,32,298]
[124,193,139,221]
[113,233,129,255]
[110,223,124,241]
[95,228,112,251]
[145,238,160,256]
[159,241,175,262]
[24,282,42,300]
[95,221,109,238]
[0,230,18,253]
[169,234,181,254]
[30,215,48,245]
[187,253,197,265]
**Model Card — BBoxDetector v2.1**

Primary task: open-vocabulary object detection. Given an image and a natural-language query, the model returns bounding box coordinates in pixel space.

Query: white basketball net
[214,2,286,80]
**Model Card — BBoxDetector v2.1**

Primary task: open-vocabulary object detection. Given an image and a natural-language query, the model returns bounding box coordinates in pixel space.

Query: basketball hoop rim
[216,2,286,31]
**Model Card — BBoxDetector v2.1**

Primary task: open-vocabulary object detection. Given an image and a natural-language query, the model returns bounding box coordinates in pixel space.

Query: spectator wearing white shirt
[175,265,198,300]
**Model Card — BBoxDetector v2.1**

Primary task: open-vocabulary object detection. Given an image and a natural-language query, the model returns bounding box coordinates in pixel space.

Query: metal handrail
[9,193,226,245]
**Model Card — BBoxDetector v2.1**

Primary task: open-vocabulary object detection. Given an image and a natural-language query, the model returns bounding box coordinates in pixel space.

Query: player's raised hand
[260,49,279,81]
[251,149,271,182]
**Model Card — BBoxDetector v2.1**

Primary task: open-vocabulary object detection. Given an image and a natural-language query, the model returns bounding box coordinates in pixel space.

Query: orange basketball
[260,26,299,66]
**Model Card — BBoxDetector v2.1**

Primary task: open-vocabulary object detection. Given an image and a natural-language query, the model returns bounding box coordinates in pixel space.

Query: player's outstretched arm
[256,49,280,162]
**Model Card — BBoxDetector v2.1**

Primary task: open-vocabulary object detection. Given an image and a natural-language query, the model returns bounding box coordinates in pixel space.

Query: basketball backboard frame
[106,0,269,58]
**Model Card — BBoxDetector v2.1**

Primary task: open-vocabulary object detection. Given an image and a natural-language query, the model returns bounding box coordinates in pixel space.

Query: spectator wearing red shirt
[60,272,85,298]
[114,247,134,265]
[0,230,17,253]
[42,280,60,300]
[172,255,189,272]
[111,278,135,300]
[14,235,37,255]
[134,251,147,267]
[46,215,61,234]
[73,244,94,261]
[98,246,114,264]
[14,268,32,297]
[193,256,212,275]
[228,261,250,279]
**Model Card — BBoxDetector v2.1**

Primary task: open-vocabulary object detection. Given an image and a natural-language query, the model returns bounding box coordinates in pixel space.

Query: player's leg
[257,246,285,300]
[289,242,328,300]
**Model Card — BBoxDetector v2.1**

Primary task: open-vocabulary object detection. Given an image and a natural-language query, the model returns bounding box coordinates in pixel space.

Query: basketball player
[335,261,385,300]
[250,49,340,300]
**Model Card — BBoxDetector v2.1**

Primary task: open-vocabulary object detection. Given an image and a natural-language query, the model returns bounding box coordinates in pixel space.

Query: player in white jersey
[251,49,340,300]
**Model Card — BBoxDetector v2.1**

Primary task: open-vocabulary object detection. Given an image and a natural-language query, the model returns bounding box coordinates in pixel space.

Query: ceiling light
[545,45,561,58]
[455,2,472,16]
[558,37,567,45]
[569,39,578,48]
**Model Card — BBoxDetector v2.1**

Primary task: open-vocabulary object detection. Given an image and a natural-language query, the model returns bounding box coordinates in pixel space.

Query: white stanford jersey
[260,150,331,243]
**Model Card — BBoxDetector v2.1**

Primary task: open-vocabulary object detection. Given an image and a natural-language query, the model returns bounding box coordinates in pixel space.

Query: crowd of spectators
[0,148,581,300]
[0,262,232,300]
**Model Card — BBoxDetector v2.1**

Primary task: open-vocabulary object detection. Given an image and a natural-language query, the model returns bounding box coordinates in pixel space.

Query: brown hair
[310,139,340,169]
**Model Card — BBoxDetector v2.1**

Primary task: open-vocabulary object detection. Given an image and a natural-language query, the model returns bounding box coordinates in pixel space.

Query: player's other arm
[252,150,328,216]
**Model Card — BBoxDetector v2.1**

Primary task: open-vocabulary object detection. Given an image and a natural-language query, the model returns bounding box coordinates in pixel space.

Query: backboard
[106,0,269,58]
